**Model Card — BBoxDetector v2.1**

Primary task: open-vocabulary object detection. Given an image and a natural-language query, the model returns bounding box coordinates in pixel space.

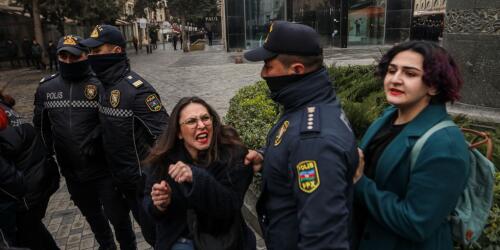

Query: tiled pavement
[1,42,386,249]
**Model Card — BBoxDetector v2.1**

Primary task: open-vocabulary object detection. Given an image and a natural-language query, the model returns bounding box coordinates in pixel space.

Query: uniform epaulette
[124,74,144,88]
[300,106,321,135]
[39,73,59,84]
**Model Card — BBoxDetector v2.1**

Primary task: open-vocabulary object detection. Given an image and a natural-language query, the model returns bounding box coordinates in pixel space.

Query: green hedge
[225,64,500,249]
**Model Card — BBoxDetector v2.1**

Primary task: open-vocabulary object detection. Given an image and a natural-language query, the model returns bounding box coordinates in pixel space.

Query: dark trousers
[115,179,156,247]
[0,201,17,247]
[16,199,58,250]
[49,57,58,71]
[66,177,137,250]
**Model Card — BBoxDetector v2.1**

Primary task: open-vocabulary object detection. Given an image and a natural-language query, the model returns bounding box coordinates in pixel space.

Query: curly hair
[376,40,463,103]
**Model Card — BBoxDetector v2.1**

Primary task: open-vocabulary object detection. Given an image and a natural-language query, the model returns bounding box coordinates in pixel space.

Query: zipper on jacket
[132,116,143,176]
[0,187,19,201]
[69,82,73,129]
[22,197,29,210]
[0,229,10,248]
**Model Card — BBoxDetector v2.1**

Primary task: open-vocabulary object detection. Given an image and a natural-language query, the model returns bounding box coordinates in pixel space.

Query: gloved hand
[80,124,102,157]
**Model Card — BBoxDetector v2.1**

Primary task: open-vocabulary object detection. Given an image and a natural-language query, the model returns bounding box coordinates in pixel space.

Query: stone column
[443,1,500,123]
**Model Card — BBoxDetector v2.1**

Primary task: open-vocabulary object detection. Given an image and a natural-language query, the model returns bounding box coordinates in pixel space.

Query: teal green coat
[354,104,470,250]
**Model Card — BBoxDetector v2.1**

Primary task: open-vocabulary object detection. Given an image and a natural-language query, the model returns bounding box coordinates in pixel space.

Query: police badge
[296,160,320,193]
[145,94,162,112]
[110,90,120,108]
[274,120,289,146]
[84,85,97,100]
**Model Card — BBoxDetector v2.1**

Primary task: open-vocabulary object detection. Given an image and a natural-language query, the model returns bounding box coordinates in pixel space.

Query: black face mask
[88,53,127,74]
[263,73,312,102]
[59,60,91,81]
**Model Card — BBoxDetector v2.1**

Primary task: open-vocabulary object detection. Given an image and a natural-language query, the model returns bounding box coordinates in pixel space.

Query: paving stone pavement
[1,43,386,249]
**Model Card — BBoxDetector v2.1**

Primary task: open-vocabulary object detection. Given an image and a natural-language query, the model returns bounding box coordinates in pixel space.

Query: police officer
[80,25,168,245]
[244,21,359,249]
[34,35,136,250]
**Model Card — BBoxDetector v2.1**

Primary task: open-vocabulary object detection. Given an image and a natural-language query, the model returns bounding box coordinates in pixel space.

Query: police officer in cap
[80,25,168,245]
[244,21,358,249]
[34,35,137,250]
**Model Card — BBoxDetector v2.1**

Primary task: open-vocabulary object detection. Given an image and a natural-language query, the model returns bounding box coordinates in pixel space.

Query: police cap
[57,35,87,56]
[244,21,322,62]
[80,24,126,48]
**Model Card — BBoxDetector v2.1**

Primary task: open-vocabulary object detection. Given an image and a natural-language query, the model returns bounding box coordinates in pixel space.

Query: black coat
[0,103,59,211]
[34,72,109,182]
[143,144,256,250]
[97,59,168,186]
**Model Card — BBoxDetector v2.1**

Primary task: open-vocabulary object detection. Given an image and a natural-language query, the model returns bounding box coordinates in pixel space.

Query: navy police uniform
[245,21,358,250]
[81,25,168,246]
[34,35,136,250]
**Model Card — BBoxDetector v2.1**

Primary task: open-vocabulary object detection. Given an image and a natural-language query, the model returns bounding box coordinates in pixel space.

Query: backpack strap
[410,120,456,168]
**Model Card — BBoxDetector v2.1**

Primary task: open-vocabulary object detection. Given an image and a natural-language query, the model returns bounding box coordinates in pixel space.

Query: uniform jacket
[34,72,109,182]
[143,144,255,250]
[257,68,358,250]
[96,59,168,185]
[354,104,469,250]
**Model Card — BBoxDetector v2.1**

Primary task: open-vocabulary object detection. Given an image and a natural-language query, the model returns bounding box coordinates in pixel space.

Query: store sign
[205,16,219,22]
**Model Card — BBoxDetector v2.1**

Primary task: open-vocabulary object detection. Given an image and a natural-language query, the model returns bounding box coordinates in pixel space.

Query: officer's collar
[273,68,337,112]
[96,58,130,86]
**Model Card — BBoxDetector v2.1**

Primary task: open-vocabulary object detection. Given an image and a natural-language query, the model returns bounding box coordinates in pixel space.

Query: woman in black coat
[0,94,60,250]
[143,96,256,250]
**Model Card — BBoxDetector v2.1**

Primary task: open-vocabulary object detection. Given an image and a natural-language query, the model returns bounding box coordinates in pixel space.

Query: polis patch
[296,160,320,193]
[110,90,120,108]
[84,85,97,100]
[145,94,162,112]
[274,120,289,146]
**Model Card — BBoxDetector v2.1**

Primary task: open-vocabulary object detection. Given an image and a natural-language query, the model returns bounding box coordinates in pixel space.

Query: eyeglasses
[180,114,212,127]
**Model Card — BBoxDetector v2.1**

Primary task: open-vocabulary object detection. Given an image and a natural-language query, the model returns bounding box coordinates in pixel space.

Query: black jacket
[143,144,255,250]
[34,71,109,182]
[96,58,168,186]
[0,103,59,211]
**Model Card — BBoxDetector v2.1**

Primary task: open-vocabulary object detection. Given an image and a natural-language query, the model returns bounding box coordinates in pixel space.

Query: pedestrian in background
[21,37,32,67]
[144,97,256,250]
[31,39,44,70]
[46,40,58,71]
[352,41,469,250]
[0,92,60,250]
[81,24,169,246]
[6,39,19,68]
[172,34,178,50]
[244,21,358,250]
[133,36,139,54]
[34,35,137,250]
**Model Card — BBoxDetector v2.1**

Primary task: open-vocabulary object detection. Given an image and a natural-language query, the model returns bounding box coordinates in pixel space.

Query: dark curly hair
[376,40,463,103]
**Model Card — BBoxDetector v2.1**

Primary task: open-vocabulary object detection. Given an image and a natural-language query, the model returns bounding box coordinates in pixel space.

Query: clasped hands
[151,161,193,212]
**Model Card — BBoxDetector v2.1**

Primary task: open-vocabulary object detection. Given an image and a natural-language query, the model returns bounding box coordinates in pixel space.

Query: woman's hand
[244,150,264,173]
[151,180,171,212]
[353,148,365,184]
[168,161,193,183]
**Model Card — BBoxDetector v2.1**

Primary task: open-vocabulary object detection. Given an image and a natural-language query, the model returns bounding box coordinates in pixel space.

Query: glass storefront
[244,0,286,49]
[224,0,411,50]
[347,0,385,45]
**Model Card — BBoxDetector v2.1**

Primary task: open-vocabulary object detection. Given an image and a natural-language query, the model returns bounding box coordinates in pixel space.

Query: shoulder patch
[145,94,162,112]
[84,84,98,100]
[39,73,59,84]
[125,74,144,88]
[274,120,289,146]
[300,106,321,135]
[296,160,320,193]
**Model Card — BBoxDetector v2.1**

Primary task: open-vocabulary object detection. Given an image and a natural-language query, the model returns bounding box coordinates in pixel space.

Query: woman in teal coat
[353,41,470,250]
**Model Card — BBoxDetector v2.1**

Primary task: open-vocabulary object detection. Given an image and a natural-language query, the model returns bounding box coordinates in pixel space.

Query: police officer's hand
[244,150,264,173]
[151,180,171,212]
[168,161,193,183]
[353,148,365,184]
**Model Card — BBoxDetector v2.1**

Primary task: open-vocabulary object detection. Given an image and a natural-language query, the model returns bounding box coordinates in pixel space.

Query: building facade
[223,0,414,50]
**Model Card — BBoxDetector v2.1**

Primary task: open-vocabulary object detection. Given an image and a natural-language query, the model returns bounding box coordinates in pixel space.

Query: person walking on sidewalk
[244,21,358,250]
[34,35,137,250]
[21,38,32,67]
[46,40,58,72]
[31,39,44,70]
[81,24,169,246]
